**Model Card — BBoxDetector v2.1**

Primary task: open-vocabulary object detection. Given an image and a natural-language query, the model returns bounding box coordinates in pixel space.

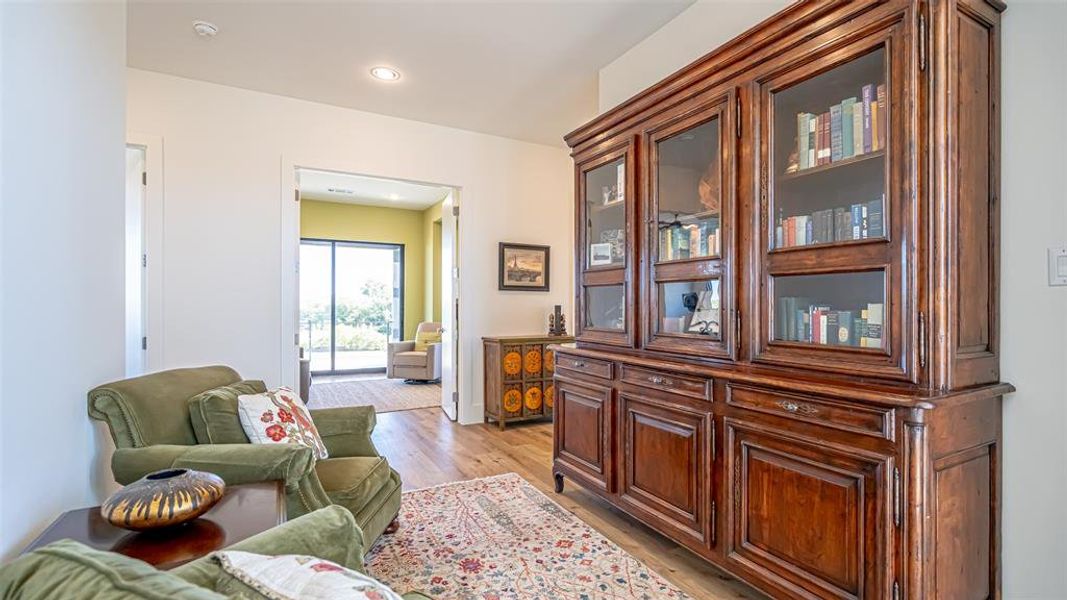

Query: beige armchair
[387,322,443,383]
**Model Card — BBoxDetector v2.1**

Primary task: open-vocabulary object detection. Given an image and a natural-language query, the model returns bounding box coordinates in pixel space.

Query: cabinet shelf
[589,199,625,213]
[659,209,720,224]
[780,149,884,181]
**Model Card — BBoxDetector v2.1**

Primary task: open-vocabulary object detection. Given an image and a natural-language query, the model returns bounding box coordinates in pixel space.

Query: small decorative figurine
[548,305,568,336]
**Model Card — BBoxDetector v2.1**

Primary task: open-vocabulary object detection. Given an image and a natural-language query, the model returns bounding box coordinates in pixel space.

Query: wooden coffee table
[23,481,286,569]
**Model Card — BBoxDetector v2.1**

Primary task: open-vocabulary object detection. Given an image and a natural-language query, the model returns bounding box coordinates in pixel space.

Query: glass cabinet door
[585,157,627,270]
[645,96,734,359]
[771,47,887,251]
[756,25,909,381]
[772,271,885,349]
[577,140,635,347]
[656,118,722,262]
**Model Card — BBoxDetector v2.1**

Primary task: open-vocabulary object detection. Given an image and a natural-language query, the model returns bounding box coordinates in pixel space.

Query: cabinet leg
[384,515,400,535]
[553,472,564,493]
[498,418,506,431]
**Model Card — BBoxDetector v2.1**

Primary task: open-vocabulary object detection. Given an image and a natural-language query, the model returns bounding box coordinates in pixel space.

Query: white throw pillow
[215,551,405,600]
[237,387,329,460]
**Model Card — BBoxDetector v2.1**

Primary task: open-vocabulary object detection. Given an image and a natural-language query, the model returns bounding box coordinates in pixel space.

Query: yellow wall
[422,200,444,323]
[300,199,425,340]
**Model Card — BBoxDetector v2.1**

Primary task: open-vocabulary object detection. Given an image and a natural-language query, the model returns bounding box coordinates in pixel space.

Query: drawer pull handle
[776,400,819,416]
[573,361,586,368]
[648,376,674,386]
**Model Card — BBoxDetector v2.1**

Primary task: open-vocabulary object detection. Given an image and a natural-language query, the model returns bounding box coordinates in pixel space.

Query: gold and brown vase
[102,468,225,531]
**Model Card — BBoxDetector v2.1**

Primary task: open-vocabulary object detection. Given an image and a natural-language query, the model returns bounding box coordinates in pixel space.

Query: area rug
[309,377,440,413]
[366,473,690,599]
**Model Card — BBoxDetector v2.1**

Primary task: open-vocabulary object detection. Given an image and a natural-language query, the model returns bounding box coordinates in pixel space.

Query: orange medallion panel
[544,348,556,376]
[545,384,555,410]
[524,345,543,375]
[524,383,544,415]
[502,347,523,380]
[502,385,523,415]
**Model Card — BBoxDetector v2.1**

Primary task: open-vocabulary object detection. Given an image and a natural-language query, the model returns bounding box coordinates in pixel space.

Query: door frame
[299,237,405,376]
[280,159,465,420]
[126,132,164,374]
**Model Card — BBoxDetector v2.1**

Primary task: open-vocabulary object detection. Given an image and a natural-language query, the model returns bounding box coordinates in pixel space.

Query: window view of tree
[299,241,401,372]
[301,280,392,352]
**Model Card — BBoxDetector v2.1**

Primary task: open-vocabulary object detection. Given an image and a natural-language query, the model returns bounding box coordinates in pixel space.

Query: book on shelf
[862,302,884,348]
[778,298,885,347]
[830,103,843,163]
[824,111,833,164]
[867,197,884,238]
[862,84,874,154]
[661,219,720,261]
[807,114,816,167]
[852,100,863,157]
[876,84,887,151]
[775,198,885,248]
[842,97,857,158]
[797,113,810,170]
[792,84,886,175]
[871,97,879,154]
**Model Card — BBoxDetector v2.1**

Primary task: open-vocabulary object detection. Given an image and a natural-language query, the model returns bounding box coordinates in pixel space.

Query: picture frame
[589,242,614,267]
[499,242,550,291]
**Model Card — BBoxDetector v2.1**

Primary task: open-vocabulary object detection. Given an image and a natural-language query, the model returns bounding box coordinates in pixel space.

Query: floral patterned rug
[365,473,690,599]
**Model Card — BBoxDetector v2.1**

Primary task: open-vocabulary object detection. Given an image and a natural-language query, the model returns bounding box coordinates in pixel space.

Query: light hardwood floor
[371,407,764,600]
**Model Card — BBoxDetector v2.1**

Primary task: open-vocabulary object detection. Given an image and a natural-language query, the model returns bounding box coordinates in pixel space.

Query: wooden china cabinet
[551,0,1012,598]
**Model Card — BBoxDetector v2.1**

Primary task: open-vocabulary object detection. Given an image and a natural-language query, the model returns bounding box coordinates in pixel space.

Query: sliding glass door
[299,239,403,374]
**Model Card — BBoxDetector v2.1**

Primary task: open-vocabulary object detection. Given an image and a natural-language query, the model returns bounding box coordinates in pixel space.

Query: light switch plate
[1049,246,1067,286]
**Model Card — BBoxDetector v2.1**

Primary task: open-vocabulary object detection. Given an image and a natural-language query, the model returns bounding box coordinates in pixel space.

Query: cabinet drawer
[620,365,710,401]
[555,354,613,380]
[727,384,893,440]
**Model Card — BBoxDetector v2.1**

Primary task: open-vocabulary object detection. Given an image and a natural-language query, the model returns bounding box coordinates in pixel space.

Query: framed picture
[499,243,550,291]
[589,242,614,266]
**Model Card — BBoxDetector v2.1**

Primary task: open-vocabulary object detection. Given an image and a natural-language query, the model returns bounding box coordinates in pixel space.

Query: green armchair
[88,365,402,545]
[0,506,430,599]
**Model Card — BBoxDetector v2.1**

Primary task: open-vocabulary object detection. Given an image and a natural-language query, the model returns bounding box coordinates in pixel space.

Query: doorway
[299,239,404,375]
[124,145,146,377]
[286,167,460,419]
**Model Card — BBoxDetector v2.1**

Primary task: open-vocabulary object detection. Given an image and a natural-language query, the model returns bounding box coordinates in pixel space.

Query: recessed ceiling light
[370,66,401,82]
[192,20,218,38]
[387,193,401,201]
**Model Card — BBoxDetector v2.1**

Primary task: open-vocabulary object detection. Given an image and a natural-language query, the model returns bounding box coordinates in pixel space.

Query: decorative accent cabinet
[552,1,1012,598]
[483,335,573,429]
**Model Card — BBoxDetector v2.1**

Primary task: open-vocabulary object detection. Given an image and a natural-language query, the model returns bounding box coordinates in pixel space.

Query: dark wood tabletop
[23,481,286,569]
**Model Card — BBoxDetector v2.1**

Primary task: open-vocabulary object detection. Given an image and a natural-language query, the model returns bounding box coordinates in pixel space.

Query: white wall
[598,0,789,113]
[126,69,573,425]
[599,1,1067,597]
[0,2,127,559]
[999,3,1067,597]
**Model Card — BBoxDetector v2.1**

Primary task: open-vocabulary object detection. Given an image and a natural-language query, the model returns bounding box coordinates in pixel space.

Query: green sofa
[88,365,402,545]
[0,506,429,599]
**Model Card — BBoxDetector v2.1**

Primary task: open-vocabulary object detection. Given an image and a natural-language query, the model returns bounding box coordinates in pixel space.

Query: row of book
[775,197,884,248]
[794,83,886,172]
[777,298,884,348]
[660,219,721,261]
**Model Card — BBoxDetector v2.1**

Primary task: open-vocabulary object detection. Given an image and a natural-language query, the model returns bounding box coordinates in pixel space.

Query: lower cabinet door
[619,392,710,548]
[725,418,891,599]
[554,378,614,493]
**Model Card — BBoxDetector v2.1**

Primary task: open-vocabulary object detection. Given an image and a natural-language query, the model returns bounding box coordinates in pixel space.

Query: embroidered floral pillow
[214,551,405,600]
[236,387,329,459]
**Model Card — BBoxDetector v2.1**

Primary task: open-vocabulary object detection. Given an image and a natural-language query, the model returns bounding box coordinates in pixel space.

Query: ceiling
[299,169,450,210]
[127,1,694,147]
